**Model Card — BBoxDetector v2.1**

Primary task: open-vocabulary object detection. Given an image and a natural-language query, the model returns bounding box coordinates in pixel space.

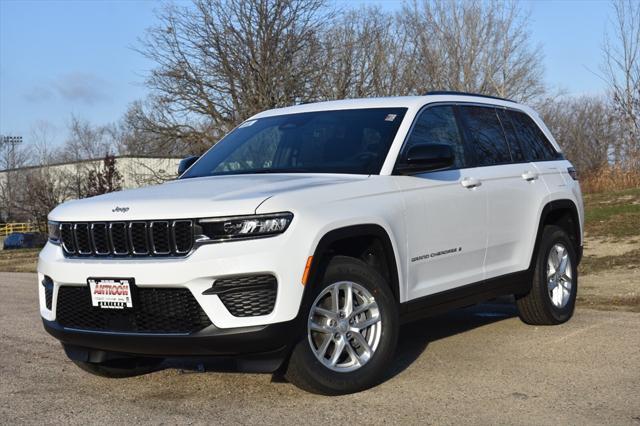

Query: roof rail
[423,90,515,103]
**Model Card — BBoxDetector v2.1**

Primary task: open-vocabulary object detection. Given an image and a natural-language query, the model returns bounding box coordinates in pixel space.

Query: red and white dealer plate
[88,278,133,309]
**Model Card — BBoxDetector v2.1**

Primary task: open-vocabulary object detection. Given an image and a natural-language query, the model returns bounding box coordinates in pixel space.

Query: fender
[530,199,582,268]
[304,224,401,304]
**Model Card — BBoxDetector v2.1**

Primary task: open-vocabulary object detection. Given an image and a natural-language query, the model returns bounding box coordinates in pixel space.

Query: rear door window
[496,109,525,162]
[509,110,558,161]
[458,106,512,166]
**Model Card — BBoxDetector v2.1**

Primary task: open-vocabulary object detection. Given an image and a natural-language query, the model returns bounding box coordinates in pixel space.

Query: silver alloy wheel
[307,281,382,373]
[547,243,573,308]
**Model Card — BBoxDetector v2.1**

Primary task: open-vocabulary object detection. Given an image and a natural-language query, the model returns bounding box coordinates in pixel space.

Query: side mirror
[396,143,454,174]
[178,155,199,176]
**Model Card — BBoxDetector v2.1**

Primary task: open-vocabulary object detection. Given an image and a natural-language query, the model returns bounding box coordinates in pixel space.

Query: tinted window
[403,106,467,169]
[509,110,558,161]
[182,108,407,177]
[459,106,512,166]
[497,109,525,162]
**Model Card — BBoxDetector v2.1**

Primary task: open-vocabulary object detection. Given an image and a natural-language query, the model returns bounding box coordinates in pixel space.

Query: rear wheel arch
[531,199,582,268]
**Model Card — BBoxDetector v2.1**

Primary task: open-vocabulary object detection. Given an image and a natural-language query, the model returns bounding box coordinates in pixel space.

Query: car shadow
[162,297,519,382]
[385,297,518,381]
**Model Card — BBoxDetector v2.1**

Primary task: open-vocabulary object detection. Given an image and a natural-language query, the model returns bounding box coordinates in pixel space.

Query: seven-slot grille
[59,220,193,257]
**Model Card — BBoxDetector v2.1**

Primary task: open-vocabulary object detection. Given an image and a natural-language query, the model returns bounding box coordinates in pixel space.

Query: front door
[393,105,488,301]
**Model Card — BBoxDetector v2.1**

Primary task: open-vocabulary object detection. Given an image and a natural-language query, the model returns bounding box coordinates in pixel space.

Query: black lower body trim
[43,318,298,372]
[400,270,532,323]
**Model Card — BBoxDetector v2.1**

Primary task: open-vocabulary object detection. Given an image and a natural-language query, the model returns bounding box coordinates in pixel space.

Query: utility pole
[1,135,23,221]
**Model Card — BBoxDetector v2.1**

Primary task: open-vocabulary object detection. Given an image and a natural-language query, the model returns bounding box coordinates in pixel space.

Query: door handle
[522,170,539,181]
[461,177,482,189]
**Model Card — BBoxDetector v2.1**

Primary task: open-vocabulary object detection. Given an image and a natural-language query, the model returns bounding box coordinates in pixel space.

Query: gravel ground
[1,272,639,425]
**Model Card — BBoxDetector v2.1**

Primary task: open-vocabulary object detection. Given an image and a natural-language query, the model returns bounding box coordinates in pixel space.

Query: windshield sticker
[239,120,257,128]
[384,114,397,122]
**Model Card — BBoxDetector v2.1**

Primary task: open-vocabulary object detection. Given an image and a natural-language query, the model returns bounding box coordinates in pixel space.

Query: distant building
[0,155,182,221]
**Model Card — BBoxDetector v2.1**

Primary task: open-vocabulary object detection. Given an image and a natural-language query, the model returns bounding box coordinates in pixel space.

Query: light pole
[1,135,23,221]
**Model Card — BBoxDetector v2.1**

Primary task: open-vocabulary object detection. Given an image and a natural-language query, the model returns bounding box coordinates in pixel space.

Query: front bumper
[37,229,312,365]
[37,230,310,329]
[43,318,300,372]
[42,317,296,355]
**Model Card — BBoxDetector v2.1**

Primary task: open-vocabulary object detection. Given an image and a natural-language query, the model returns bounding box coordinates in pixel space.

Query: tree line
[127,0,639,177]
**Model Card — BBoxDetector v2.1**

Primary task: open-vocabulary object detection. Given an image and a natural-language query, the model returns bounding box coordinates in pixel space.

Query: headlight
[197,212,293,242]
[48,221,61,244]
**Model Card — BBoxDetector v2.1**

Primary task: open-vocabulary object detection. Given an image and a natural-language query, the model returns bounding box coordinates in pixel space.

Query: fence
[0,223,40,237]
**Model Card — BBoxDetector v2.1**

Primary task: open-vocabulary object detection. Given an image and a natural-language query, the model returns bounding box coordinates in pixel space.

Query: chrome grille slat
[59,220,194,258]
[91,223,110,255]
[109,222,129,255]
[60,223,76,254]
[150,221,171,255]
[74,223,92,255]
[130,222,149,255]
[173,220,193,254]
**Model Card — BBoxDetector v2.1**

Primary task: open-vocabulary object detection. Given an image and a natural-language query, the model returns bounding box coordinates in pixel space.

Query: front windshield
[181,108,407,178]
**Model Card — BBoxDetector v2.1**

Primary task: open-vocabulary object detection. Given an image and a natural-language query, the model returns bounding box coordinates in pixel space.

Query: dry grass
[0,249,39,273]
[583,187,640,240]
[581,165,640,193]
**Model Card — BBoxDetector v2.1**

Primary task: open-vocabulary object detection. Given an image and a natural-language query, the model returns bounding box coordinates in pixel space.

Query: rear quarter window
[509,110,559,161]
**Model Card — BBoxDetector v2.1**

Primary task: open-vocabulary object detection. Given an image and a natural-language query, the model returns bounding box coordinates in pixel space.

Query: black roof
[424,91,515,103]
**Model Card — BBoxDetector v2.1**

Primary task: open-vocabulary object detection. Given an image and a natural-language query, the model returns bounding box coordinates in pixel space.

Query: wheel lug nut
[334,333,340,339]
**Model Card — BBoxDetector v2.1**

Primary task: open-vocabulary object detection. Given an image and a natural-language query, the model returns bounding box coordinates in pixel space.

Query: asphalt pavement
[1,272,639,425]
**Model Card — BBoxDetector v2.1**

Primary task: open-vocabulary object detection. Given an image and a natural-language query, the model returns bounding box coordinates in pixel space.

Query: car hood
[49,174,369,222]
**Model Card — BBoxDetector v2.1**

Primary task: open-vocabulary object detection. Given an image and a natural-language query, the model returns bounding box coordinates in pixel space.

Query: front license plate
[88,278,133,309]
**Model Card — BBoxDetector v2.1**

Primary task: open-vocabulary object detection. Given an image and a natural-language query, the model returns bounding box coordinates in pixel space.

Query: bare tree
[318,7,417,99]
[131,0,546,155]
[601,0,640,167]
[84,154,123,197]
[13,168,73,226]
[60,116,115,198]
[539,96,620,173]
[136,0,331,154]
[400,0,545,101]
[0,137,32,221]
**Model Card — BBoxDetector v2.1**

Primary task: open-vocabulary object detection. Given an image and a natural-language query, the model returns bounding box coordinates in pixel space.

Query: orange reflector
[301,256,313,286]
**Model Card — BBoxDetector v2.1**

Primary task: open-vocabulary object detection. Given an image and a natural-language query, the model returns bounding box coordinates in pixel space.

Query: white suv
[39,92,584,394]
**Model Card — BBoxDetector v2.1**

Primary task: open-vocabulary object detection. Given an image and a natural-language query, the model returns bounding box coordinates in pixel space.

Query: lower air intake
[204,274,277,317]
[56,286,211,334]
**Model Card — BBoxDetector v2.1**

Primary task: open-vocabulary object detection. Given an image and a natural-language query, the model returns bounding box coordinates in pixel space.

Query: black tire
[517,225,578,325]
[285,255,399,395]
[72,357,163,378]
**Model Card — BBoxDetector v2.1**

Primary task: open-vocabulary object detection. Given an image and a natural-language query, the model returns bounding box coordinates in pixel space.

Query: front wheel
[285,255,399,395]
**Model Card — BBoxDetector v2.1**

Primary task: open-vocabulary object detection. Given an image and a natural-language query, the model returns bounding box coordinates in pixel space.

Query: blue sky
[0,0,613,147]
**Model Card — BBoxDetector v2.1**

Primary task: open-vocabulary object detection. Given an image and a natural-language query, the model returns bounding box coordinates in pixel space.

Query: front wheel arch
[304,224,401,306]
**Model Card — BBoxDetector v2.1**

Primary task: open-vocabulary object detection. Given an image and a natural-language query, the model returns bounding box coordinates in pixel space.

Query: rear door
[457,105,549,279]
[393,105,488,300]
[508,110,568,192]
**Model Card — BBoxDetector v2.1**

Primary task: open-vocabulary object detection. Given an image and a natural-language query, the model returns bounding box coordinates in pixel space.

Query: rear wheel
[71,357,163,378]
[285,256,398,395]
[517,225,578,325]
